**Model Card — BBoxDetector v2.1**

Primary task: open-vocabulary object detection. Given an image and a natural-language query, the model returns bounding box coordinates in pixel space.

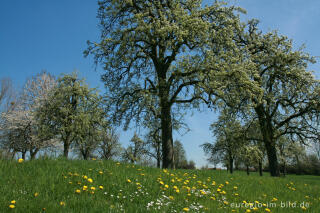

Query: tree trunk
[82,149,89,160]
[259,160,263,176]
[160,103,174,169]
[22,151,26,160]
[264,140,280,176]
[255,105,280,177]
[63,137,70,158]
[229,155,234,174]
[30,148,39,160]
[295,155,301,175]
[246,165,250,175]
[157,148,161,168]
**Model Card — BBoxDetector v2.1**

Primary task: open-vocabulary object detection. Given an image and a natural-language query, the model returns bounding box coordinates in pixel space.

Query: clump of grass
[0,158,319,212]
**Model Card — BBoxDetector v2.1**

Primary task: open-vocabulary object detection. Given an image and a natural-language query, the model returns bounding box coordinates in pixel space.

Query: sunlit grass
[0,158,319,212]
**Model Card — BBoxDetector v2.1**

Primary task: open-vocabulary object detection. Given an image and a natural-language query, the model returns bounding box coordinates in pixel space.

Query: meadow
[0,158,319,212]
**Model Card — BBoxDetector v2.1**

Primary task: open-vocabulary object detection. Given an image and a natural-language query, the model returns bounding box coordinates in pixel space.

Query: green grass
[0,158,319,212]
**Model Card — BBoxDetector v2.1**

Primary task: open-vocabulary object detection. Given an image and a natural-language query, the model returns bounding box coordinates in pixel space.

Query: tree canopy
[85,0,245,168]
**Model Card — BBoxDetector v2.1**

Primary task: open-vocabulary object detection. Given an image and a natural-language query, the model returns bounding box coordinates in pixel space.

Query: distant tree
[201,110,245,174]
[75,93,105,160]
[173,140,188,169]
[86,0,245,168]
[0,71,56,159]
[98,127,122,160]
[239,144,264,175]
[180,160,196,170]
[243,119,265,176]
[144,128,162,168]
[36,72,104,158]
[122,133,146,164]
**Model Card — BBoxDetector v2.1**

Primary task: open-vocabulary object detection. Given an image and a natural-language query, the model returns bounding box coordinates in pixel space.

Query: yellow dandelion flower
[127,179,132,183]
[87,178,93,183]
[83,185,88,191]
[99,171,103,174]
[233,186,238,190]
[165,184,169,188]
[271,198,277,202]
[60,201,66,206]
[253,207,258,211]
[301,206,307,211]
[175,189,180,193]
[99,186,104,190]
[18,158,24,163]
[246,209,251,213]
[90,191,95,194]
[265,208,271,212]
[83,175,88,179]
[10,200,16,204]
[210,196,216,200]
[225,181,229,185]
[169,196,174,200]
[9,205,15,209]
[34,192,39,197]
[75,189,81,194]
[183,207,190,211]
[211,181,216,185]
[223,201,229,205]
[234,193,239,196]
[90,186,96,191]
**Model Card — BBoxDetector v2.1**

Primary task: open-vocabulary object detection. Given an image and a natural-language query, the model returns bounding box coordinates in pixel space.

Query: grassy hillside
[0,158,319,212]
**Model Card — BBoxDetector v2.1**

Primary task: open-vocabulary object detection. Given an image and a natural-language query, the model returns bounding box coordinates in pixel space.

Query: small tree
[36,72,103,158]
[201,110,245,174]
[0,71,56,159]
[173,140,188,169]
[122,133,146,164]
[98,127,122,160]
[239,145,264,175]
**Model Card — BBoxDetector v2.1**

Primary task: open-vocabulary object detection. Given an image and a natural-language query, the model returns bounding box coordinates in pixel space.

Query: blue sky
[1,0,319,167]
